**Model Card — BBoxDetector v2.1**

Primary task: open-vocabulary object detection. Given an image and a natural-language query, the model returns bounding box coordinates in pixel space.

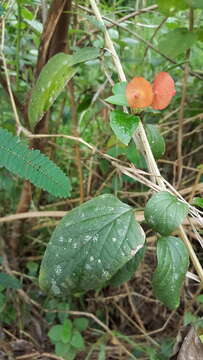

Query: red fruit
[151,72,176,110]
[126,77,153,109]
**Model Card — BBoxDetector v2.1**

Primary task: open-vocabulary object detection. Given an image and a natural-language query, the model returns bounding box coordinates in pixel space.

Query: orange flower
[126,77,153,109]
[151,72,176,110]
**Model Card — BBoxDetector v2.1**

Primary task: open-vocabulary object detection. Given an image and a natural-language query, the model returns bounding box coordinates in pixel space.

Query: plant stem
[89,0,203,285]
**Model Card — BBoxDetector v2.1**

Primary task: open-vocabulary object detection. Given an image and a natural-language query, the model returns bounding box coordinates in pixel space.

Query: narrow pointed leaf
[28,53,76,129]
[110,110,140,145]
[153,236,189,309]
[39,194,145,296]
[144,191,189,236]
[28,48,99,128]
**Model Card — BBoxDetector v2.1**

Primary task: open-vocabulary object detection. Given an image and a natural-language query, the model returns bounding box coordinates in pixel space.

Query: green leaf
[105,95,128,106]
[98,344,106,360]
[39,194,145,295]
[110,246,145,287]
[152,236,189,309]
[159,28,197,58]
[145,124,165,159]
[55,342,76,360]
[70,330,85,349]
[61,319,72,344]
[0,272,21,290]
[126,142,147,169]
[48,325,64,343]
[28,53,76,129]
[156,0,188,15]
[69,47,100,66]
[197,294,203,303]
[28,48,99,128]
[112,82,127,95]
[84,15,105,32]
[144,191,189,236]
[185,0,203,9]
[192,197,203,209]
[57,303,70,323]
[183,311,199,326]
[196,28,203,42]
[73,317,89,331]
[110,110,140,145]
[0,128,71,198]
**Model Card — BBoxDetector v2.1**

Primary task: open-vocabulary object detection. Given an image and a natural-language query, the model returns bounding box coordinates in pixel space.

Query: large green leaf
[28,53,76,129]
[110,110,140,145]
[110,246,145,287]
[39,194,145,296]
[152,236,189,309]
[158,28,197,58]
[156,0,188,15]
[144,191,189,236]
[145,124,165,160]
[28,48,100,128]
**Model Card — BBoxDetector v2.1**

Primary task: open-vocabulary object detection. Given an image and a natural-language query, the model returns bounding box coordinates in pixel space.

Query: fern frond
[0,128,71,198]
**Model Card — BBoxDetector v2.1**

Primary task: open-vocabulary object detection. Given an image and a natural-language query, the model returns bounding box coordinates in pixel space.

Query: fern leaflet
[0,128,71,198]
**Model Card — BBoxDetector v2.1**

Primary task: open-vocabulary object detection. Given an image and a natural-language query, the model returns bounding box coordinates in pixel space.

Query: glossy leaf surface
[105,94,128,106]
[145,124,165,159]
[29,48,99,128]
[144,191,189,235]
[153,236,189,309]
[110,110,140,145]
[39,194,145,295]
[110,246,145,287]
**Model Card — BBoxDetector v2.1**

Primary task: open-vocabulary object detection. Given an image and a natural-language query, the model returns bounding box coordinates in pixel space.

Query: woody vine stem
[89,0,203,285]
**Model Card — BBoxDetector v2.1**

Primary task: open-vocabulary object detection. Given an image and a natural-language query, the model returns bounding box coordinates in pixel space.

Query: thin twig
[143,16,168,58]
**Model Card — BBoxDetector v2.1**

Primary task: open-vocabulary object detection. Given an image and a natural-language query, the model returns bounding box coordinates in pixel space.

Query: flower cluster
[126,72,176,110]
